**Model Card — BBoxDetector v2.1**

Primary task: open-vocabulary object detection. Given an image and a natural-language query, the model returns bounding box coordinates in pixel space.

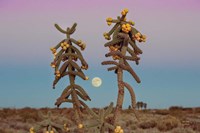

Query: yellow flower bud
[129,20,135,25]
[50,47,54,51]
[126,23,130,27]
[81,43,86,50]
[142,35,147,39]
[53,52,57,56]
[107,22,112,26]
[121,10,126,15]
[50,48,56,54]
[122,24,126,28]
[116,126,121,130]
[63,46,67,50]
[127,27,131,31]
[50,63,56,68]
[50,130,54,133]
[119,129,124,133]
[61,43,64,47]
[121,8,128,15]
[113,55,120,60]
[85,76,89,80]
[66,44,70,48]
[124,8,129,13]
[77,40,82,44]
[78,123,84,129]
[106,17,113,22]
[29,127,35,133]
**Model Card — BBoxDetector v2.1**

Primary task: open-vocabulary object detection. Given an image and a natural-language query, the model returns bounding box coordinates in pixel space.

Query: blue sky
[0,0,200,109]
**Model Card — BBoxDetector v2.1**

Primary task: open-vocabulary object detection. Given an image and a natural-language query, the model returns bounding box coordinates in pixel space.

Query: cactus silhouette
[102,9,147,128]
[50,23,90,131]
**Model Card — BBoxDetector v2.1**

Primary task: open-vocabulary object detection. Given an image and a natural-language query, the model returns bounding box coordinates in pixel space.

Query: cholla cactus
[50,23,90,130]
[78,102,115,133]
[29,111,66,133]
[102,8,147,128]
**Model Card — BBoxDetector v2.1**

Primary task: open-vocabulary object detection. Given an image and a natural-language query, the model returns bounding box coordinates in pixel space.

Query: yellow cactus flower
[64,123,70,131]
[50,47,54,51]
[53,52,57,56]
[81,65,88,70]
[119,129,124,133]
[136,32,141,37]
[78,123,84,129]
[122,24,126,28]
[50,62,56,68]
[103,33,111,40]
[114,126,124,133]
[107,22,112,26]
[62,46,66,50]
[121,8,129,15]
[50,130,54,133]
[142,35,147,39]
[122,23,131,33]
[127,27,131,31]
[109,46,118,51]
[77,40,82,44]
[66,43,70,48]
[124,8,129,13]
[129,20,135,25]
[81,43,86,50]
[113,55,120,60]
[85,76,89,80]
[50,48,56,54]
[55,70,60,77]
[103,32,108,36]
[106,17,113,22]
[29,127,35,133]
[61,43,64,47]
[121,11,126,16]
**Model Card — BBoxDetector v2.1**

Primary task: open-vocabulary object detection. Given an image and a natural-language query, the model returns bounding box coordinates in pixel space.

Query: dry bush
[169,110,185,119]
[169,106,183,111]
[125,119,134,127]
[190,122,200,132]
[157,115,180,131]
[139,119,157,129]
[155,109,169,115]
[195,107,200,113]
[171,127,196,133]
[0,128,5,133]
[19,108,41,122]
[0,108,17,118]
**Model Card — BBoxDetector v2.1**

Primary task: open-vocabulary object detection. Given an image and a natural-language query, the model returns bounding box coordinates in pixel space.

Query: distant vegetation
[0,107,200,133]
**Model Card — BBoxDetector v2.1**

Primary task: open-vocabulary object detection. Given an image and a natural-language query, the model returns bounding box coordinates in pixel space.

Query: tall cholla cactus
[102,9,147,127]
[50,23,91,125]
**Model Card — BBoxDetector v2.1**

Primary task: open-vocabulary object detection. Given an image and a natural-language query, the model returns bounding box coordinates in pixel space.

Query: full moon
[92,77,102,87]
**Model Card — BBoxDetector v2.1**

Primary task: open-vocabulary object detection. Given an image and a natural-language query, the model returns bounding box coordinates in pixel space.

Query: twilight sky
[0,0,200,109]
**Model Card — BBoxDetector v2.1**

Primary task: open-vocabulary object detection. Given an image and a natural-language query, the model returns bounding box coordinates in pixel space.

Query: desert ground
[0,106,200,133]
